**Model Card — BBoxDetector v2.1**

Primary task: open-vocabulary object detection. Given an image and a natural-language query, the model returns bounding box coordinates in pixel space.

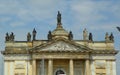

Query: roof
[30,38,91,53]
[51,24,69,39]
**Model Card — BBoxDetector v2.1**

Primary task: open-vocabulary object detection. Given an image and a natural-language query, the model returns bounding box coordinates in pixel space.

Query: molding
[90,54,116,60]
[4,54,31,60]
[32,52,89,59]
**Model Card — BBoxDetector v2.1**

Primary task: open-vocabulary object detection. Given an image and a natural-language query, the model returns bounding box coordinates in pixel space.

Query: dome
[51,24,69,39]
[51,11,69,39]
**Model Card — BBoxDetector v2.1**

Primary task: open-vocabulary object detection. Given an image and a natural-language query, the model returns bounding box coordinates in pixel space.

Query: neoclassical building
[2,11,118,75]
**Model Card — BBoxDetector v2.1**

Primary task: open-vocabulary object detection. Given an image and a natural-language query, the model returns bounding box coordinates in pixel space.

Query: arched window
[56,69,65,75]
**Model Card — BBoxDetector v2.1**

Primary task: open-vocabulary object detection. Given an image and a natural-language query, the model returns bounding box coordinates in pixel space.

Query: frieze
[90,54,115,60]
[32,52,89,59]
[4,54,31,60]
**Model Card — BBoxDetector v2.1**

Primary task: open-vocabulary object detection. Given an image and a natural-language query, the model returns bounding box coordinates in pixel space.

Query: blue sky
[0,0,120,75]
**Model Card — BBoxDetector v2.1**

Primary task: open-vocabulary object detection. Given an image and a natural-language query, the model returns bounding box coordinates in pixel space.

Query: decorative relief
[95,60,106,69]
[41,41,79,51]
[4,54,30,60]
[15,64,25,69]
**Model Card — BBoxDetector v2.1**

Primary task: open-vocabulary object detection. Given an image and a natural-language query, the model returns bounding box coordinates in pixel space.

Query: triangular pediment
[41,41,79,51]
[32,39,91,52]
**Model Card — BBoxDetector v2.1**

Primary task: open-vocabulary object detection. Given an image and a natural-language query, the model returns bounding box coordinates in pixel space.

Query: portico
[32,59,90,75]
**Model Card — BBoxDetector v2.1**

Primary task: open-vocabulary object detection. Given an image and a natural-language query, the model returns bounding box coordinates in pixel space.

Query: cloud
[0,17,11,22]
[71,1,120,23]
[0,0,120,29]
[10,21,26,27]
[0,0,68,27]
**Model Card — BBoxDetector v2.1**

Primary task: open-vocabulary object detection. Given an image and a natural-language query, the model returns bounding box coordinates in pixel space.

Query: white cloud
[0,0,67,27]
[71,1,119,23]
[10,21,26,27]
[0,17,11,22]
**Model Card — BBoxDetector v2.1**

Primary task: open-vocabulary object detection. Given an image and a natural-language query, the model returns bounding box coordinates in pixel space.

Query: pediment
[33,39,91,52]
[41,41,79,51]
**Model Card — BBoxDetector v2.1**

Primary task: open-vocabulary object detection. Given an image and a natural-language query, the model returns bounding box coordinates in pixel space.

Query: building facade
[2,12,118,75]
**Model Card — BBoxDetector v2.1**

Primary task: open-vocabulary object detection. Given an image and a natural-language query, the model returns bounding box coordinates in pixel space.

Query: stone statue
[89,33,93,41]
[32,28,37,41]
[27,32,31,41]
[109,33,114,42]
[83,28,88,40]
[48,31,52,41]
[10,32,15,41]
[57,11,61,24]
[105,32,109,41]
[68,31,73,40]
[5,32,9,41]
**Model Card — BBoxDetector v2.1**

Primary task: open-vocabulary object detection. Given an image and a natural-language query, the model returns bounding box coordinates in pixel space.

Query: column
[85,59,90,75]
[106,61,110,75]
[41,59,45,75]
[10,61,14,75]
[91,60,95,75]
[69,59,74,75]
[4,61,8,75]
[32,59,36,75]
[48,59,53,75]
[112,61,116,75]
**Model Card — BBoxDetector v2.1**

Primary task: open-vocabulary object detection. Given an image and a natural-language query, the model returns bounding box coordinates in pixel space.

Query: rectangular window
[15,73,25,75]
[96,73,106,75]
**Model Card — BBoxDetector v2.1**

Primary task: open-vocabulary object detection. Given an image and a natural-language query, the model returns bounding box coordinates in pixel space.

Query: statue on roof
[83,28,88,40]
[48,31,52,41]
[109,33,114,42]
[89,33,93,41]
[68,31,73,40]
[10,32,15,41]
[105,32,109,41]
[5,32,9,41]
[32,28,37,41]
[27,32,31,41]
[57,11,61,24]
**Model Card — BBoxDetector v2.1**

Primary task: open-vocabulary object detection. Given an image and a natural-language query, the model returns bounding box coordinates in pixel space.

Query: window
[55,70,65,75]
[15,73,25,75]
[96,73,106,75]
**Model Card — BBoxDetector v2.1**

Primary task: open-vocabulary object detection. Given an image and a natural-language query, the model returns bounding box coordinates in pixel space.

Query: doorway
[55,69,66,75]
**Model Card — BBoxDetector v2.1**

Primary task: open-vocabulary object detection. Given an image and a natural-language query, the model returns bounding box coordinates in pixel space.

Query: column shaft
[85,59,90,75]
[69,59,74,75]
[112,61,116,75]
[4,61,8,75]
[48,59,53,75]
[32,60,36,75]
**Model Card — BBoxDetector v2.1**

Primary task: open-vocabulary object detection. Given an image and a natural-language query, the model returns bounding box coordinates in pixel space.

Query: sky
[0,0,120,75]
